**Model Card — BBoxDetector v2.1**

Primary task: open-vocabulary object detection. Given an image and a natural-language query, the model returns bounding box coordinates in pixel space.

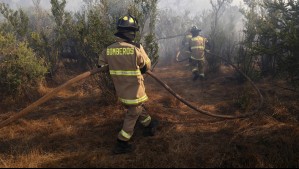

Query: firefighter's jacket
[182,33,192,49]
[99,38,151,105]
[189,35,207,61]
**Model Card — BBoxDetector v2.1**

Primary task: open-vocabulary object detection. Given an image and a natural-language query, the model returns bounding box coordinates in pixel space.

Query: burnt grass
[0,60,298,168]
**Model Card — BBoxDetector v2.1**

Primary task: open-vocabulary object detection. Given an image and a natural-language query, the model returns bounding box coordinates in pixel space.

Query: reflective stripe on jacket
[99,39,151,105]
[189,36,207,60]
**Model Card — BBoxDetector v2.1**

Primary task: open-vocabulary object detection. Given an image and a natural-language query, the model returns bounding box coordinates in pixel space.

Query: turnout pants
[191,59,205,76]
[118,104,152,141]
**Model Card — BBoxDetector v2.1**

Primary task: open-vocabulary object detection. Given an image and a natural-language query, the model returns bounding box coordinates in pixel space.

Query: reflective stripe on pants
[191,60,205,75]
[118,105,151,141]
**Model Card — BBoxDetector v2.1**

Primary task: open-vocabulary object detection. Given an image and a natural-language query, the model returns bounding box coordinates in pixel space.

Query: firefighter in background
[181,29,192,66]
[189,26,209,81]
[98,14,159,154]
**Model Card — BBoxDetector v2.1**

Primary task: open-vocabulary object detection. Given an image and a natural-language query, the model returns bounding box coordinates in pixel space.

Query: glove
[140,66,148,74]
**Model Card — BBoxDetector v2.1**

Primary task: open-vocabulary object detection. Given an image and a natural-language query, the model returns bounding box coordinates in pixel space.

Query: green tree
[0,3,29,39]
[129,0,159,65]
[262,0,299,88]
[240,0,299,88]
[208,0,233,71]
[238,0,261,80]
[0,33,48,98]
[73,0,115,68]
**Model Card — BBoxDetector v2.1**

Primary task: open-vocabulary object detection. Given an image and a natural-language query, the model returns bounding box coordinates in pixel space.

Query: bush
[0,33,48,98]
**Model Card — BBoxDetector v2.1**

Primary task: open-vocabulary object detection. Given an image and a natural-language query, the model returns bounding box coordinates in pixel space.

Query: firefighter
[189,26,209,81]
[98,14,159,155]
[181,29,192,66]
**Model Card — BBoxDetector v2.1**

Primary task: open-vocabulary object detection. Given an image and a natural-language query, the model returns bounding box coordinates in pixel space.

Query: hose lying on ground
[0,66,108,129]
[0,56,264,129]
[147,70,262,119]
[175,51,189,62]
[205,50,264,110]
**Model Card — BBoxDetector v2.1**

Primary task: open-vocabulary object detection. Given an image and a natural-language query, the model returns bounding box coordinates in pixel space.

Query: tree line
[0,0,298,102]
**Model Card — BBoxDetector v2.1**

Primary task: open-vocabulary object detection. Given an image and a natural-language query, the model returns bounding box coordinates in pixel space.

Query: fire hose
[157,34,263,118]
[175,51,189,62]
[204,50,264,110]
[147,70,262,119]
[157,34,185,41]
[173,50,264,118]
[0,67,109,129]
[0,53,264,129]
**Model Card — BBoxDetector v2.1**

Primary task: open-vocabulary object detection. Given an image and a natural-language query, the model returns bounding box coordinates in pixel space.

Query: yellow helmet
[117,14,139,31]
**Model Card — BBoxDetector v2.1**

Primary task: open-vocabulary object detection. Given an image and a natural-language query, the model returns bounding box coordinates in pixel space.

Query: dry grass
[0,62,298,168]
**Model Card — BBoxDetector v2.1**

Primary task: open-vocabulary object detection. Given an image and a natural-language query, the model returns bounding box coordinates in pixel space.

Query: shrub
[0,33,48,98]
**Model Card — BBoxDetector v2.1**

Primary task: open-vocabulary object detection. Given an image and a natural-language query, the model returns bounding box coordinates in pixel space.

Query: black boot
[113,139,134,155]
[143,119,159,137]
[192,72,199,81]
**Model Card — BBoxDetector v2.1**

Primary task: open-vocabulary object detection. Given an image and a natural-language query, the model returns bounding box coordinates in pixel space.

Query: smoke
[0,0,245,61]
[158,0,244,15]
[156,0,245,60]
[0,0,84,11]
[158,0,211,14]
[0,0,244,12]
